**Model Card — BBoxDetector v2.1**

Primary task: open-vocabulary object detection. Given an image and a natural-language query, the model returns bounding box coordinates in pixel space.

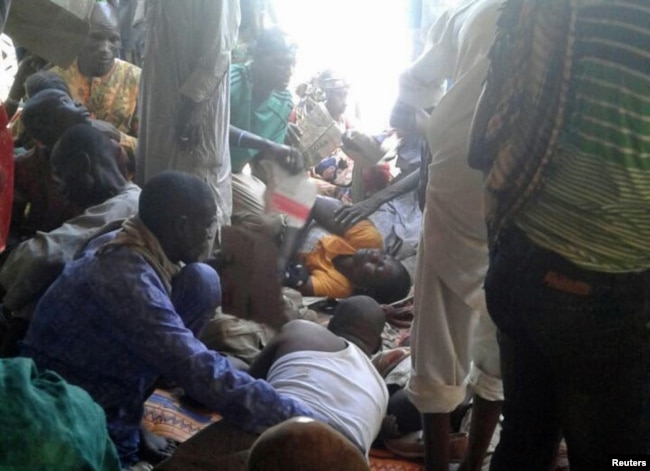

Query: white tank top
[267,342,388,454]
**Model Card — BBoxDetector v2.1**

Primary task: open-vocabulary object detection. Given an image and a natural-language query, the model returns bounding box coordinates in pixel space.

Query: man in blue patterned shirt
[21,171,323,468]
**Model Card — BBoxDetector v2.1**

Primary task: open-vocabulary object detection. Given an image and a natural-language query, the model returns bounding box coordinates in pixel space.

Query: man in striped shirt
[469,1,650,469]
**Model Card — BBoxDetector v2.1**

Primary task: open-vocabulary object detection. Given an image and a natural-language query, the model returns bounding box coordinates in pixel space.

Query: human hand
[383,304,414,329]
[285,122,303,147]
[266,142,305,174]
[6,54,47,117]
[389,99,417,133]
[176,97,202,148]
[334,199,381,227]
[14,54,47,91]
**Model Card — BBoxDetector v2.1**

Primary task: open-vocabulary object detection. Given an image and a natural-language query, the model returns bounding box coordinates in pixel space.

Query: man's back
[21,231,177,460]
[1,182,140,317]
[21,171,325,467]
[21,227,223,465]
[250,319,388,455]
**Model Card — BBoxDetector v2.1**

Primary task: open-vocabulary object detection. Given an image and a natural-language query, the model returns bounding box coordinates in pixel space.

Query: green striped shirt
[516,1,650,272]
[229,63,294,173]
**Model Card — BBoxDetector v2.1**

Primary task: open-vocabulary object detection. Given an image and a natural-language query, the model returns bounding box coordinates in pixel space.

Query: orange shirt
[301,220,383,298]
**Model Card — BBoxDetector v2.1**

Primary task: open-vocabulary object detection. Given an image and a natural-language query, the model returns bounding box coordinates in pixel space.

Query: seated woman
[285,196,411,304]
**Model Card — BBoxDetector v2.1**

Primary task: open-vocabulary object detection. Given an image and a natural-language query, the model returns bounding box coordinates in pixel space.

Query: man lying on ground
[286,196,411,304]
[154,296,388,471]
[21,172,324,469]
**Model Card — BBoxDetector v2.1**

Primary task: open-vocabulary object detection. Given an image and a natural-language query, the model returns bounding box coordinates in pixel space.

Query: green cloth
[0,358,120,471]
[229,63,294,173]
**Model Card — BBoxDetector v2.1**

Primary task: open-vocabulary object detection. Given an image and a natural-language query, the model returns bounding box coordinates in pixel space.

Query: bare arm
[334,168,420,226]
[309,196,352,236]
[229,125,304,174]
[247,328,286,379]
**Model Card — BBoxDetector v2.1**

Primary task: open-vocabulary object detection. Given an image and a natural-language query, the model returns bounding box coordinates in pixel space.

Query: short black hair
[361,259,411,305]
[51,123,116,170]
[328,295,386,355]
[21,89,79,146]
[139,171,216,238]
[25,71,71,98]
[253,27,297,60]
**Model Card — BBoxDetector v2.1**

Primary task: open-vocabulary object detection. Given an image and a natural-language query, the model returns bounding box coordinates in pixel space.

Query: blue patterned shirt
[21,231,322,467]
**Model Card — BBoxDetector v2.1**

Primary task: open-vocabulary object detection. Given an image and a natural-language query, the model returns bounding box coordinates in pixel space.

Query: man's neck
[77,58,114,78]
[252,83,273,108]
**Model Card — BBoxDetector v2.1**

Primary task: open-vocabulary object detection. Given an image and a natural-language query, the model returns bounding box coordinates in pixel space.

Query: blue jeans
[171,263,221,337]
[485,226,650,471]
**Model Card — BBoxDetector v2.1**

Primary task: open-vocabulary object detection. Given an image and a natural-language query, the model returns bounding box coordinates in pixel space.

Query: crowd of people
[0,0,648,470]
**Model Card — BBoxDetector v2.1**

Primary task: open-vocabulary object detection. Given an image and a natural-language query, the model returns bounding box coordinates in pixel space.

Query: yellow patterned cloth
[50,59,140,157]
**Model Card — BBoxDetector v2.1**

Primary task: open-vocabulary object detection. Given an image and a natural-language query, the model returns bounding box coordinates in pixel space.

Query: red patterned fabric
[143,389,424,470]
[0,104,13,252]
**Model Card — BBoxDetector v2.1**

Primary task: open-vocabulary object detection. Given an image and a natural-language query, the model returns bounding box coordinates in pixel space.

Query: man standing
[137,1,240,231]
[469,1,650,469]
[228,27,306,234]
[396,1,505,470]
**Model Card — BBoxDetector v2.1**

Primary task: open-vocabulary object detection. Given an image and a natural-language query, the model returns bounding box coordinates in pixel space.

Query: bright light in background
[272,0,413,134]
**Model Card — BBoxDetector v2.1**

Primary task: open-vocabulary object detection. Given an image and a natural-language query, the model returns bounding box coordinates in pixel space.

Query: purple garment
[22,231,322,466]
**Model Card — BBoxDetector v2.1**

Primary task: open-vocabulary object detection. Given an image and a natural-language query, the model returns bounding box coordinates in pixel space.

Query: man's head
[318,70,349,119]
[24,70,71,99]
[139,172,217,264]
[77,2,120,77]
[349,249,411,304]
[50,124,125,208]
[327,295,386,356]
[252,27,297,93]
[21,89,90,148]
[248,417,368,471]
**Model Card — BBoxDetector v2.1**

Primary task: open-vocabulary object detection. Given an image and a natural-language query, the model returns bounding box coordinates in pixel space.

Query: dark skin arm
[229,125,305,174]
[247,333,282,379]
[310,195,355,236]
[176,96,203,149]
[5,54,47,119]
[248,320,345,379]
[334,168,420,226]
[287,196,355,296]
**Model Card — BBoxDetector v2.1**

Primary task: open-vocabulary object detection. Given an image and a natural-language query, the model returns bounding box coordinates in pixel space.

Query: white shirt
[267,342,388,455]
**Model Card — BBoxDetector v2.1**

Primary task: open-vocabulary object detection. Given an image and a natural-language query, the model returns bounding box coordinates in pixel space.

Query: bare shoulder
[276,320,346,358]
